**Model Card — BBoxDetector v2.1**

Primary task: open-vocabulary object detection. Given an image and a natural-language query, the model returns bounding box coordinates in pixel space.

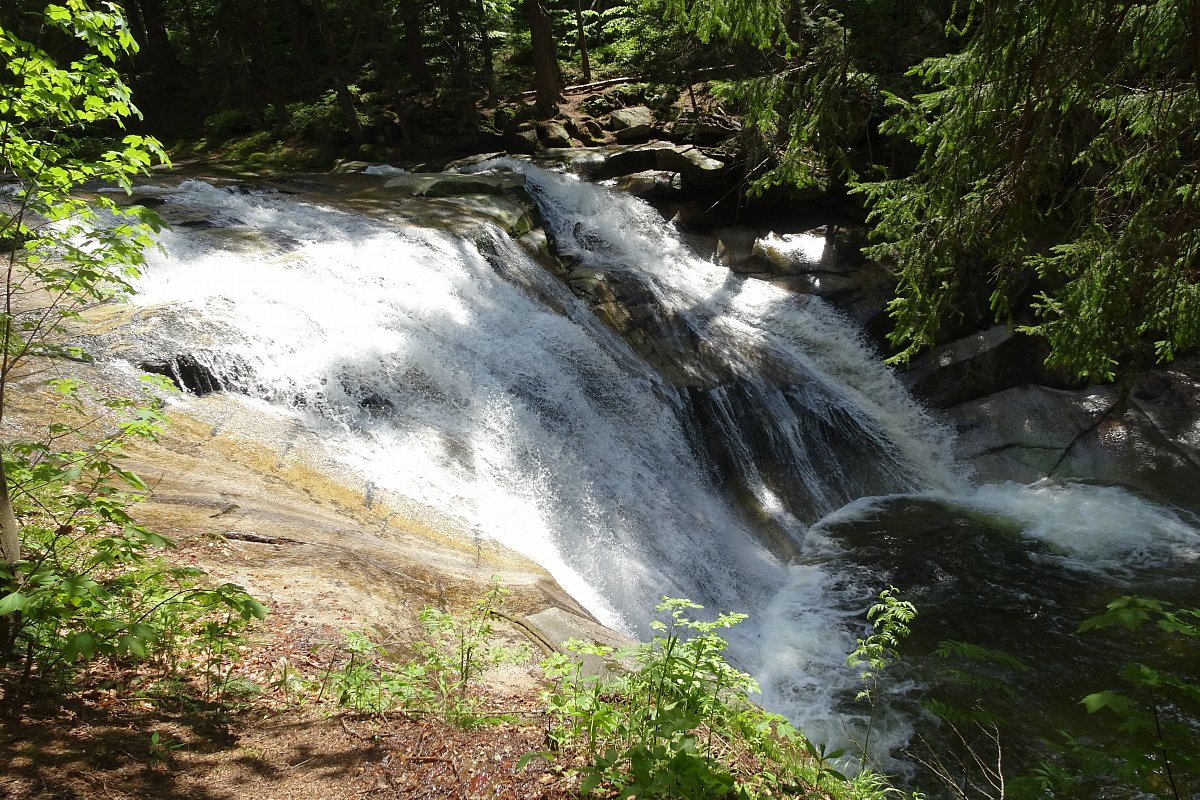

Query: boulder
[902,327,1066,408]
[580,141,728,192]
[947,365,1200,513]
[538,120,573,148]
[383,172,526,197]
[589,141,679,181]
[742,227,894,324]
[608,106,654,142]
[1130,361,1200,456]
[653,145,728,191]
[713,227,759,270]
[950,385,1122,481]
[140,353,233,395]
[566,116,605,145]
[331,159,374,173]
[678,227,760,272]
[668,111,741,144]
[443,151,506,171]
[613,169,681,198]
[503,127,540,154]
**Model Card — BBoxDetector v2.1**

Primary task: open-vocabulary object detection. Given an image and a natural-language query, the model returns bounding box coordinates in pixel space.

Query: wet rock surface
[945,360,1200,513]
[8,359,598,644]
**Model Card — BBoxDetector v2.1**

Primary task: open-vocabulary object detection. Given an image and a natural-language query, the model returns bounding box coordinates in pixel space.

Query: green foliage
[857,0,1200,380]
[537,596,906,800]
[323,580,530,726]
[0,382,267,690]
[909,597,1199,800]
[848,586,916,688]
[1,0,167,291]
[411,581,530,724]
[325,628,415,714]
[202,108,258,142]
[1041,596,1200,799]
[147,730,184,765]
[1,1,167,417]
[284,91,361,145]
[712,12,876,195]
[846,585,916,769]
[656,0,943,195]
[923,639,1027,729]
[0,2,266,707]
[578,0,714,80]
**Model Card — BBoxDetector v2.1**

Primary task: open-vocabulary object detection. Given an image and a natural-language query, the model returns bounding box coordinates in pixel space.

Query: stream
[112,162,1200,793]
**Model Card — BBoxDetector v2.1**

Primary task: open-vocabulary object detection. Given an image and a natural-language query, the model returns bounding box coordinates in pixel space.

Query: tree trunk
[401,0,433,89]
[0,457,17,569]
[137,0,182,74]
[574,0,591,84]
[444,0,479,126]
[123,0,150,62]
[473,0,497,102]
[308,0,366,144]
[279,0,315,85]
[1,259,17,573]
[525,0,560,112]
[249,2,290,131]
[0,451,20,662]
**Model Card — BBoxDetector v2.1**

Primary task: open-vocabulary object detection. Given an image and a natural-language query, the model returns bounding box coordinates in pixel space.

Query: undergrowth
[320,580,531,726]
[530,596,907,800]
[0,380,267,705]
[312,591,908,798]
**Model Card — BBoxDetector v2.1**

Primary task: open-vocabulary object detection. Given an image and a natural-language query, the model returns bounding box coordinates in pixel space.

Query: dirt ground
[0,592,581,800]
[0,695,581,800]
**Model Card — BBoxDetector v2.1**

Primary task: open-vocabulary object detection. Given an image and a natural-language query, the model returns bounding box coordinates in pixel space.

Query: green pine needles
[857,0,1200,380]
[661,0,1199,380]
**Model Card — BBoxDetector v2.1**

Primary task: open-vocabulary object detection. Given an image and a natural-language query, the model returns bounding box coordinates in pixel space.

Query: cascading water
[116,164,1200,784]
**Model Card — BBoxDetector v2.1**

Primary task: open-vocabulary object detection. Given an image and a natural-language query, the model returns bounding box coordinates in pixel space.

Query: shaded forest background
[1,0,952,175]
[2,0,1196,377]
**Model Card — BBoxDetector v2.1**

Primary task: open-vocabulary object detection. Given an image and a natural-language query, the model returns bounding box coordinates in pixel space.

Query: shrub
[536,597,905,800]
[324,580,531,726]
[0,380,266,697]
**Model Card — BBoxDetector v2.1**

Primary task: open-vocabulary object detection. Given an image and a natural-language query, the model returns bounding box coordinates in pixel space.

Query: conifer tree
[858,0,1200,380]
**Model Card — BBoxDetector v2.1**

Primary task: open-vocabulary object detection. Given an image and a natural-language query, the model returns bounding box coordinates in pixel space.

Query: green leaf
[63,632,97,661]
[1080,690,1135,716]
[118,633,148,658]
[0,592,30,614]
[514,751,552,770]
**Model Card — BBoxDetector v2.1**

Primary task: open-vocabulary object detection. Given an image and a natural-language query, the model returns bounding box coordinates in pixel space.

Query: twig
[222,531,302,545]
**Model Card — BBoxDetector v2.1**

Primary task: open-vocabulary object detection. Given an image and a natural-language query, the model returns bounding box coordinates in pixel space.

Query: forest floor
[0,585,582,800]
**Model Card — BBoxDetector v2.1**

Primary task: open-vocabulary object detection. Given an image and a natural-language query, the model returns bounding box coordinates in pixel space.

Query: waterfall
[120,166,1200,774]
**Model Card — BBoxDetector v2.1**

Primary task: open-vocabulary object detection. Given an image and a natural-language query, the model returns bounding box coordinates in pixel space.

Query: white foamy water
[130,178,795,633]
[950,480,1200,569]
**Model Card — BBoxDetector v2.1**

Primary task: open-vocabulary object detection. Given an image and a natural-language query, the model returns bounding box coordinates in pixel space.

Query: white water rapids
[121,163,1200,769]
